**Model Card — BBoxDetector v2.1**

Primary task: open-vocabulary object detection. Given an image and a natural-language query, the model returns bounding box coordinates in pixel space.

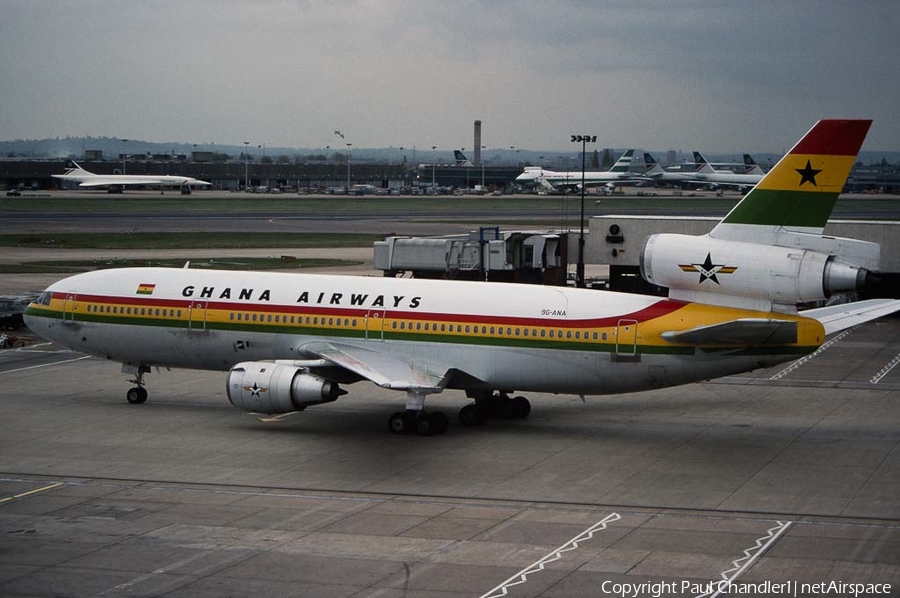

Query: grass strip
[0,232,381,250]
[0,257,362,274]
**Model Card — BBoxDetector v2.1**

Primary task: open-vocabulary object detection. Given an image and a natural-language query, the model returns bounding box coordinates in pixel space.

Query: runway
[1,319,898,596]
[3,191,899,236]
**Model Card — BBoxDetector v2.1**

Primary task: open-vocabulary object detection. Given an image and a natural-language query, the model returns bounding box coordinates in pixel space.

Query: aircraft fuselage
[25,267,822,397]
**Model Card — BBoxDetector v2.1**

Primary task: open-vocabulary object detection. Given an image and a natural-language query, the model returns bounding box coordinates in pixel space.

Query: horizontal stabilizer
[802,299,900,336]
[301,340,449,392]
[662,318,798,346]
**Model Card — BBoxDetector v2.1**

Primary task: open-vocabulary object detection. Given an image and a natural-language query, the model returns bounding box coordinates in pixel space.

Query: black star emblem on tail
[694,253,722,285]
[795,159,822,187]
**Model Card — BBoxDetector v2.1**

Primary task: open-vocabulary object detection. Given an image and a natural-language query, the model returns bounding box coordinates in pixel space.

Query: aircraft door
[188,300,209,331]
[365,309,385,341]
[63,293,78,323]
[615,319,638,359]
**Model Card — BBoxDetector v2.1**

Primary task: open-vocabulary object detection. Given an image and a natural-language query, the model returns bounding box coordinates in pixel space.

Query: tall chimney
[474,120,482,166]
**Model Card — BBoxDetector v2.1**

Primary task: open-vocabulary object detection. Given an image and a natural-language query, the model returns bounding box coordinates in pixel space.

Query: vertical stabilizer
[710,119,871,241]
[609,149,635,173]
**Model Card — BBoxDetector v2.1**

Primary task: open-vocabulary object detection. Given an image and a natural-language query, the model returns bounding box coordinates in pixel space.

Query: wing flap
[300,341,450,393]
[662,318,799,346]
[802,299,900,336]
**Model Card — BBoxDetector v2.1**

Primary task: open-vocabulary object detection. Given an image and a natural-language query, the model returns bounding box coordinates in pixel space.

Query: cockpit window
[35,292,52,306]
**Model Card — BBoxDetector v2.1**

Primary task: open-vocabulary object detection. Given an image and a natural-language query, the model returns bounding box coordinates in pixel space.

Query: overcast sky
[2,1,897,153]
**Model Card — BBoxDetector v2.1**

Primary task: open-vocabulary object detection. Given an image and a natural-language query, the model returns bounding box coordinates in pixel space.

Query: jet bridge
[374,229,569,286]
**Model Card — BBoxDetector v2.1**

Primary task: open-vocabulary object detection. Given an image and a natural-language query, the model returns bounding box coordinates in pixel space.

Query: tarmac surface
[0,195,898,596]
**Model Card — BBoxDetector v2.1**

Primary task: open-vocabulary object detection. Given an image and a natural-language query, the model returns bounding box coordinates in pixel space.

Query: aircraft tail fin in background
[710,119,871,240]
[63,161,94,176]
[692,151,715,174]
[643,152,663,175]
[743,154,765,175]
[608,149,635,173]
[453,150,473,167]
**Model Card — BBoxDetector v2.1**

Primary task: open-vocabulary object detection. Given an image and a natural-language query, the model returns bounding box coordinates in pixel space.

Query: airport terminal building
[2,154,898,193]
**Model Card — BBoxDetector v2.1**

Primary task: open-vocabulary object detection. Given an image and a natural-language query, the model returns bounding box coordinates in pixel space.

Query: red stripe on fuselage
[49,291,687,328]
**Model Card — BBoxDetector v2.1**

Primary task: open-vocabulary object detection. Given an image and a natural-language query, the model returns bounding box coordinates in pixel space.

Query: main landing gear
[388,410,449,436]
[459,392,531,427]
[125,364,150,404]
[389,390,449,436]
[389,390,532,436]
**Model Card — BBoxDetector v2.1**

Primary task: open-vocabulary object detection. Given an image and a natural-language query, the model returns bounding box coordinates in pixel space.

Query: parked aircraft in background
[53,162,212,193]
[687,152,765,191]
[694,153,765,175]
[642,153,704,186]
[26,120,899,436]
[515,149,645,192]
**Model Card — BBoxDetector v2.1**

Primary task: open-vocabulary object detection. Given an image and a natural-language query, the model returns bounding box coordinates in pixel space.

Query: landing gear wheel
[416,413,435,437]
[429,411,449,435]
[126,387,148,404]
[512,396,531,419]
[389,411,407,434]
[499,398,516,419]
[459,403,486,427]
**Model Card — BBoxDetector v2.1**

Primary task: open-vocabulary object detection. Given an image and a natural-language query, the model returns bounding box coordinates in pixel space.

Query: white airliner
[52,161,212,193]
[26,120,900,436]
[686,151,765,190]
[515,149,646,192]
[642,153,703,185]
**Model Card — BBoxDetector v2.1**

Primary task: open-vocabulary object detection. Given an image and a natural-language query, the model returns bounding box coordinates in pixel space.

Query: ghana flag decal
[136,283,156,295]
[715,119,871,232]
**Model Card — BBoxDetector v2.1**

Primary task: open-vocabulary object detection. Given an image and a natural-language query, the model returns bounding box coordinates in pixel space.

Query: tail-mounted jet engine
[227,362,346,414]
[640,233,874,309]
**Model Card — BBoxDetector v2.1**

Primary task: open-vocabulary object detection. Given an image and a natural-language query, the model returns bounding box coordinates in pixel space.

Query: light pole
[243,141,250,190]
[481,145,486,188]
[346,143,352,191]
[570,134,596,289]
[462,148,468,189]
[431,146,437,189]
[121,138,129,174]
[334,130,347,191]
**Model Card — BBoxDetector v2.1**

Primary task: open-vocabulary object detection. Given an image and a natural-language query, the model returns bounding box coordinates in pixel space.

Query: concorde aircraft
[515,149,646,191]
[52,161,212,193]
[26,120,900,436]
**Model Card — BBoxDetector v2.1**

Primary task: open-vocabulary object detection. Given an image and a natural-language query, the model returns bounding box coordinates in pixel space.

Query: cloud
[0,0,897,152]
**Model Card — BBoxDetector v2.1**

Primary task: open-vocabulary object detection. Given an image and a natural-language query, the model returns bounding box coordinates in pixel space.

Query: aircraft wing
[300,340,451,393]
[801,299,900,336]
[661,318,799,345]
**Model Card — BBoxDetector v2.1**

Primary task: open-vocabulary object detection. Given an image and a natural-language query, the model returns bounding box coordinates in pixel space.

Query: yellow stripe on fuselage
[36,294,825,350]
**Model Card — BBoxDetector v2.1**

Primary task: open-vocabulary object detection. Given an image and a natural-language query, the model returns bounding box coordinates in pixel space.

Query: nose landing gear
[124,364,150,404]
